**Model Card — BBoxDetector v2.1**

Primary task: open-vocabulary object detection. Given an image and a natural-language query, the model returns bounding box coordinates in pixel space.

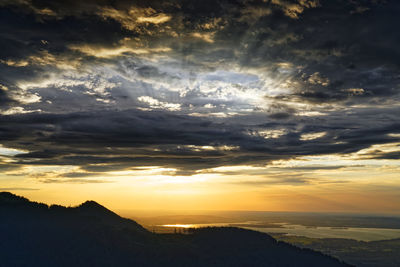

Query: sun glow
[161,224,195,228]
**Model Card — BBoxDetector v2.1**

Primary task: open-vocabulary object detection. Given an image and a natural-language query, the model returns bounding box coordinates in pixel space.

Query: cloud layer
[0,0,399,182]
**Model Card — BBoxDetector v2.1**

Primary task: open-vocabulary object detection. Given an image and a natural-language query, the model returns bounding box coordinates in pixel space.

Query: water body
[161,222,400,241]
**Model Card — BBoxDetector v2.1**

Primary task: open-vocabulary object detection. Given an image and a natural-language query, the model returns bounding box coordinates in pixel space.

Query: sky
[0,0,399,214]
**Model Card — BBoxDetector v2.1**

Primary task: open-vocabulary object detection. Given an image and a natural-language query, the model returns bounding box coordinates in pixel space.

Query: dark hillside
[0,192,349,267]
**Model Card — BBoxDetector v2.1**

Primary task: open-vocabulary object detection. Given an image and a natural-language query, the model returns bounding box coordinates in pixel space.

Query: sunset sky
[0,0,399,214]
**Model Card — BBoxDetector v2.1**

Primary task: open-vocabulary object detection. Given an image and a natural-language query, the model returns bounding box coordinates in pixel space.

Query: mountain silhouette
[0,192,350,267]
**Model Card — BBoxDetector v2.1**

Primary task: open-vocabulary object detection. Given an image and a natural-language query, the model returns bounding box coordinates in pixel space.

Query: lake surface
[161,221,400,241]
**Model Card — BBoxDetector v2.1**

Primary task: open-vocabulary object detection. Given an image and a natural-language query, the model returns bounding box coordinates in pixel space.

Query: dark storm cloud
[0,86,14,106]
[0,163,21,172]
[1,107,399,175]
[0,0,399,177]
[368,151,400,160]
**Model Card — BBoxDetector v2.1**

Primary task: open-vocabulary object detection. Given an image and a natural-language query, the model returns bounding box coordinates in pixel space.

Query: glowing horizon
[1,0,400,215]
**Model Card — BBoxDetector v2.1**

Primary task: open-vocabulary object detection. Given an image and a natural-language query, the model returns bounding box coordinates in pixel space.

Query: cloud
[138,96,181,111]
[271,0,320,19]
[191,32,215,43]
[98,6,171,31]
[0,0,399,180]
[300,132,326,141]
[41,179,112,184]
[0,187,39,191]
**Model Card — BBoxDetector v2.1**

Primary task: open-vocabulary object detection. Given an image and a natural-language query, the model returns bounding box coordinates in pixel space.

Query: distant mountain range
[0,192,349,267]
